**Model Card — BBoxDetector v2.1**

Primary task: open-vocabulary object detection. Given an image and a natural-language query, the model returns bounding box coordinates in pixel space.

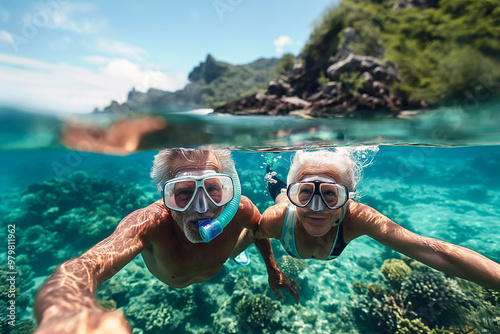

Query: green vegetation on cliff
[188,54,280,107]
[305,0,500,106]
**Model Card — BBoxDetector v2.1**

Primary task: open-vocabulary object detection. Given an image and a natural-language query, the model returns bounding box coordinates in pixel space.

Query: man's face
[169,153,225,243]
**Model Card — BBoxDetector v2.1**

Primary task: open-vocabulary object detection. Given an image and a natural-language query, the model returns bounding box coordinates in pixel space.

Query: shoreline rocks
[215,53,408,117]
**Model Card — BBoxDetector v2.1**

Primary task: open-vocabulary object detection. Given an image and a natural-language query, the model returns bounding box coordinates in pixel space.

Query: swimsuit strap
[339,204,347,223]
[325,204,348,260]
[280,204,303,259]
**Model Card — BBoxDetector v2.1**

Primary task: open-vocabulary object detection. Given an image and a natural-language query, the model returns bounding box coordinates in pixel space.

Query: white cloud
[95,39,148,62]
[0,30,13,44]
[274,35,293,53]
[26,2,106,34]
[83,55,111,64]
[0,53,188,113]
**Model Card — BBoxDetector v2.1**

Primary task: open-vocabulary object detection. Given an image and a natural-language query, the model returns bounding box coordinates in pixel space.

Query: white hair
[286,147,378,192]
[151,147,235,194]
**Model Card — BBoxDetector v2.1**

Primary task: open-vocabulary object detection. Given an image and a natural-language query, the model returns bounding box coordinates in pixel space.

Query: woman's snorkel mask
[161,165,241,243]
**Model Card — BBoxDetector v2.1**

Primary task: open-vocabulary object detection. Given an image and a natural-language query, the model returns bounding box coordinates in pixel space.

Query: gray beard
[172,211,216,243]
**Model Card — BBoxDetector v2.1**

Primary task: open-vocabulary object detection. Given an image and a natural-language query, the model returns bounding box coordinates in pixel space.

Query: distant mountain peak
[94,54,279,113]
[188,54,229,84]
[205,53,216,62]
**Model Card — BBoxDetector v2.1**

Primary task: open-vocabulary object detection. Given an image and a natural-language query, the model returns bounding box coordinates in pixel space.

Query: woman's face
[294,167,343,237]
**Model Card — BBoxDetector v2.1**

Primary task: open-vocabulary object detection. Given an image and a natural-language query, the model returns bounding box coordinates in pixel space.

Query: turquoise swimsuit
[279,203,348,260]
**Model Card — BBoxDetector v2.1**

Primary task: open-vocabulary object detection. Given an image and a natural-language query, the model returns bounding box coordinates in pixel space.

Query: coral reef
[123,281,201,333]
[366,283,387,299]
[97,258,222,333]
[98,299,117,311]
[468,302,500,334]
[443,327,481,334]
[352,281,367,294]
[396,317,432,334]
[369,293,418,333]
[381,258,412,288]
[401,267,466,324]
[483,288,500,305]
[234,294,278,329]
[350,258,498,334]
[5,171,149,275]
[1,319,36,334]
[0,264,34,334]
[277,255,307,280]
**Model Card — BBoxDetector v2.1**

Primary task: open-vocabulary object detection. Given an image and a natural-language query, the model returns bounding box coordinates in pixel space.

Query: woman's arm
[350,202,500,291]
[34,202,166,333]
[232,199,300,303]
[255,202,300,303]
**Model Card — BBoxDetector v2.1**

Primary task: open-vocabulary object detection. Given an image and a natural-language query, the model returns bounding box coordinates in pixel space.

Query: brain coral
[381,258,412,288]
[401,268,466,323]
[277,255,307,279]
[234,294,278,328]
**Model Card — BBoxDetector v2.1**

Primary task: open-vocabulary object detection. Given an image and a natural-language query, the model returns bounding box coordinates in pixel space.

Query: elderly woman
[236,148,500,298]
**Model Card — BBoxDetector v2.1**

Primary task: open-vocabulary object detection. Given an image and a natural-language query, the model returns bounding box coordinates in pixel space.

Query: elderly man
[34,148,299,334]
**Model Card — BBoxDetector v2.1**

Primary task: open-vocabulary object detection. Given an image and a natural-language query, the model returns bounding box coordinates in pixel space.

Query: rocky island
[97,0,500,117]
[214,48,403,117]
[215,0,500,116]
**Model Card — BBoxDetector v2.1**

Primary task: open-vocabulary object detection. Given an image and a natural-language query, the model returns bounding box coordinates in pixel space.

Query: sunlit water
[1,102,499,333]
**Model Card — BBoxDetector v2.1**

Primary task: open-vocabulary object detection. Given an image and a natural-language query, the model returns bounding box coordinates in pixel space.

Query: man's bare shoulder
[115,200,170,236]
[238,196,256,213]
[143,199,169,217]
[234,196,260,227]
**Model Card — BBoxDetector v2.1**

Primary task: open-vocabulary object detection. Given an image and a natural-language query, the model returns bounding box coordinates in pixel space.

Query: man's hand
[34,306,131,334]
[268,269,301,304]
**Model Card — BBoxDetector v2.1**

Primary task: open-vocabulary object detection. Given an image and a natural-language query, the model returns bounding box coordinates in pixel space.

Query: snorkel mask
[287,176,355,211]
[161,165,241,243]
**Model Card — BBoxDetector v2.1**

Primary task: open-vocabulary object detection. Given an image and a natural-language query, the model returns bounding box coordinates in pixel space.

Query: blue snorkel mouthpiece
[197,218,223,242]
[196,164,241,243]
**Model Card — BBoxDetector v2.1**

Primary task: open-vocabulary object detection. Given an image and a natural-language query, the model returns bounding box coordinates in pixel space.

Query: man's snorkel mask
[161,164,241,243]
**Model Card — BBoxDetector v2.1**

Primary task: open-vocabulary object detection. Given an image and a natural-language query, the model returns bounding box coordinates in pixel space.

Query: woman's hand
[268,269,301,304]
[34,306,131,334]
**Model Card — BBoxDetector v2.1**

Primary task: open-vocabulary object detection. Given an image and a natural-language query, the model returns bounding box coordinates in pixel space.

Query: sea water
[0,103,499,333]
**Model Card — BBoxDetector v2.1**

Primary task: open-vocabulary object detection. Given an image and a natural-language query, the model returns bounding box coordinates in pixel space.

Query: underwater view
[1,1,500,333]
[1,103,500,334]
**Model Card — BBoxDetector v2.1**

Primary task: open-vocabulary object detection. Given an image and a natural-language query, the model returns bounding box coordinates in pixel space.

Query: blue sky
[0,0,337,113]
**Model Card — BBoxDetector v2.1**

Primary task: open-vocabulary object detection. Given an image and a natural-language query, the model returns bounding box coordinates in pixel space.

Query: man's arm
[229,196,260,259]
[34,202,165,333]
[352,203,500,291]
